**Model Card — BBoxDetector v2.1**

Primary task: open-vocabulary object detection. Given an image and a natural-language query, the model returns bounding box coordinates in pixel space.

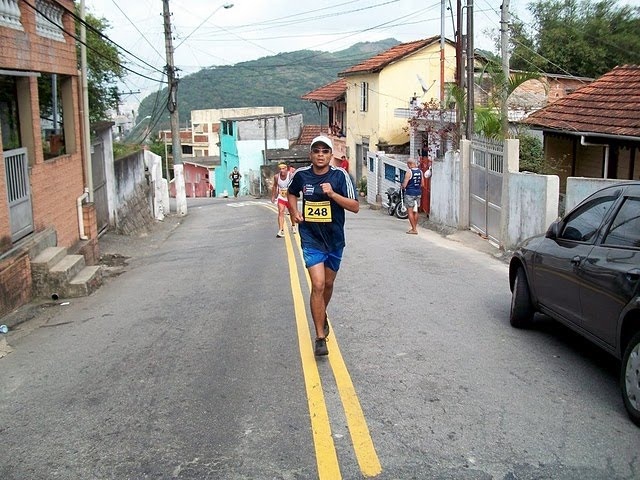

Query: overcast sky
[84,0,636,115]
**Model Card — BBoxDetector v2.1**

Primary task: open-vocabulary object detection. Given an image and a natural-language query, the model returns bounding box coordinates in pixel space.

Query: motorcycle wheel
[395,203,409,219]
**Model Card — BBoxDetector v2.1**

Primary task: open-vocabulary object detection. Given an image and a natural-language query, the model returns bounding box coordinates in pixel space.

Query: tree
[471,61,542,140]
[77,9,125,123]
[510,0,640,78]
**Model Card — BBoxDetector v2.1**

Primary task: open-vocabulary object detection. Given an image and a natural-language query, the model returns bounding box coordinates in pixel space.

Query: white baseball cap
[310,135,333,151]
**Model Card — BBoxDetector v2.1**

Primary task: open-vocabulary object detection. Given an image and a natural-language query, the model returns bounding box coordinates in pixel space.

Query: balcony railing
[35,0,64,41]
[0,0,23,31]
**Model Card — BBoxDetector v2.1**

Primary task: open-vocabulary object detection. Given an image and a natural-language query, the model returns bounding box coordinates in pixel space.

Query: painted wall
[343,42,457,162]
[182,163,211,198]
[216,128,239,197]
[216,114,303,197]
[191,107,284,158]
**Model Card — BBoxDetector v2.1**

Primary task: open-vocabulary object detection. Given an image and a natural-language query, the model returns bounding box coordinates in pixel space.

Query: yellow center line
[289,217,382,477]
[263,203,381,477]
[280,210,342,479]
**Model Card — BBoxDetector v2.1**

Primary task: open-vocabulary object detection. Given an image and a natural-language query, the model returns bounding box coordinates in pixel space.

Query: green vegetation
[78,9,125,123]
[136,40,399,130]
[517,133,544,173]
[510,0,640,78]
[358,176,367,196]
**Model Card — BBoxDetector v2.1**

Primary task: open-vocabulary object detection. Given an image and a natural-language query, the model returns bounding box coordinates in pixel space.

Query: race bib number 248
[305,200,332,222]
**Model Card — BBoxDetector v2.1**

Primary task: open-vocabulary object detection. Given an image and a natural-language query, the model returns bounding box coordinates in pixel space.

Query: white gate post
[459,139,471,229]
[500,138,520,249]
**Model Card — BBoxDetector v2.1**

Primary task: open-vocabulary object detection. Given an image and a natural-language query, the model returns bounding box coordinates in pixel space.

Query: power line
[109,0,165,61]
[21,0,165,83]
[41,0,165,76]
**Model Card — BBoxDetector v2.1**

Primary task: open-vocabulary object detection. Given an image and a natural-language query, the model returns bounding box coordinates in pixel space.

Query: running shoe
[291,225,297,234]
[315,337,328,356]
[276,230,284,238]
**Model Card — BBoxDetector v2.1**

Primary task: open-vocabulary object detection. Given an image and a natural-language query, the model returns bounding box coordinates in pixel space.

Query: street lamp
[124,115,152,143]
[175,3,234,49]
[163,0,234,216]
[131,115,151,131]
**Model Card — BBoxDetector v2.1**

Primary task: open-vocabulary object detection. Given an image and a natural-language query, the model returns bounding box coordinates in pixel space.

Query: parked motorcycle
[383,187,409,219]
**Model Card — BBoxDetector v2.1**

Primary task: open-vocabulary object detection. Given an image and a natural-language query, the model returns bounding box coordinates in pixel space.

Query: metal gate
[91,140,109,232]
[4,148,34,242]
[469,136,504,245]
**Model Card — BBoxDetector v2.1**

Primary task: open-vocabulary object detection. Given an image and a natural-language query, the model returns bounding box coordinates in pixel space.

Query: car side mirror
[545,220,561,239]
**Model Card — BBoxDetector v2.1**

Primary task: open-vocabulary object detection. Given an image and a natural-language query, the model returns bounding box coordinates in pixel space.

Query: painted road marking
[291,227,382,477]
[261,203,381,477]
[226,200,269,208]
[282,219,342,479]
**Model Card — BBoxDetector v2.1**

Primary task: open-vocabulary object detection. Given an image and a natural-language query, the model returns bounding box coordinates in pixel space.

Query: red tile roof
[301,78,347,102]
[523,64,640,138]
[339,36,440,76]
[296,125,325,146]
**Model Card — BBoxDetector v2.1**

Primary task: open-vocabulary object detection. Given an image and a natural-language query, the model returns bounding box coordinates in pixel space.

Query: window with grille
[360,82,368,112]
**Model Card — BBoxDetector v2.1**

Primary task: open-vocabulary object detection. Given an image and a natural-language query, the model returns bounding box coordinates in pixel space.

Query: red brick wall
[0,0,77,75]
[27,70,86,249]
[0,253,32,317]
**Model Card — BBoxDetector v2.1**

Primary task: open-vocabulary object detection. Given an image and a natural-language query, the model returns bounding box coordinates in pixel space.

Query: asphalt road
[0,197,638,479]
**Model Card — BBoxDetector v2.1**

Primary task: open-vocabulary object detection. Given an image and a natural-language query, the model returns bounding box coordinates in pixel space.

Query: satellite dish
[416,74,434,96]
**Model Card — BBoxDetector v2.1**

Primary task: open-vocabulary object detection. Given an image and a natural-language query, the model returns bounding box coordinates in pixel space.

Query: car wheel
[395,203,408,219]
[621,331,640,427]
[510,267,534,328]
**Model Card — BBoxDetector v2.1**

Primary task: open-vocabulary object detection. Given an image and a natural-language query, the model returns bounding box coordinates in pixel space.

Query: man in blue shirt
[287,135,359,356]
[401,158,424,234]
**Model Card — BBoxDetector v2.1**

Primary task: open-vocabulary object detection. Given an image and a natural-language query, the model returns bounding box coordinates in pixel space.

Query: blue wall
[215,123,239,197]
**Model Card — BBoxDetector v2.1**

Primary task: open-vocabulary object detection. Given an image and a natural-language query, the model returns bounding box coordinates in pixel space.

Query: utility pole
[466,0,474,139]
[162,0,187,216]
[439,0,445,105]
[500,0,511,138]
[456,0,463,136]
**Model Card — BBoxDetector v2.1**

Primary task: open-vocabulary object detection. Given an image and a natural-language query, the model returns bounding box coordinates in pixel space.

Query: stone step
[31,246,69,297]
[48,254,86,285]
[31,246,67,272]
[65,266,102,298]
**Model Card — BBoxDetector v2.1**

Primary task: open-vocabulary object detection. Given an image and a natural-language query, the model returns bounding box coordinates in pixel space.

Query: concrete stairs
[31,246,102,299]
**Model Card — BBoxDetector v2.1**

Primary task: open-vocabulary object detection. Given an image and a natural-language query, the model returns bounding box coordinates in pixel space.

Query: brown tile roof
[296,125,325,146]
[339,36,440,76]
[301,78,347,102]
[522,65,640,138]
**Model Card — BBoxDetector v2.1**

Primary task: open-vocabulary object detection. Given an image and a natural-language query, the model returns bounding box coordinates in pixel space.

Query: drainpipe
[581,136,610,178]
[77,187,89,240]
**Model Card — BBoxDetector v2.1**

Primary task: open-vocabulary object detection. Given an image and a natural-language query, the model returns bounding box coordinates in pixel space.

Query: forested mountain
[137,39,399,130]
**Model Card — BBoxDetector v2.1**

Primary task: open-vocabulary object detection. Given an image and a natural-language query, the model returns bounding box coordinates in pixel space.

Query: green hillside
[137,39,399,131]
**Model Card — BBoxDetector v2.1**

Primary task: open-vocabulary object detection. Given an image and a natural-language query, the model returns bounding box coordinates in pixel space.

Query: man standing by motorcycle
[287,135,359,356]
[401,158,424,234]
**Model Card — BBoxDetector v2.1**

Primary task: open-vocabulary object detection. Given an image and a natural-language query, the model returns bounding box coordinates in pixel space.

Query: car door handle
[626,268,640,282]
[571,255,582,265]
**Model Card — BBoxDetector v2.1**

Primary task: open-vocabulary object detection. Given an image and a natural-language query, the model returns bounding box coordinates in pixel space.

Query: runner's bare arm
[287,193,304,223]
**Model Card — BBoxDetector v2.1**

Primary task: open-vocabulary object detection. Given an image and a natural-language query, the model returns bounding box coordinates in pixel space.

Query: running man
[229,167,241,198]
[287,135,359,356]
[271,162,296,237]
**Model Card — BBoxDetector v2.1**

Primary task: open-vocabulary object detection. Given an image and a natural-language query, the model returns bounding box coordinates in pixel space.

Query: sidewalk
[1,214,184,334]
[417,213,511,263]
